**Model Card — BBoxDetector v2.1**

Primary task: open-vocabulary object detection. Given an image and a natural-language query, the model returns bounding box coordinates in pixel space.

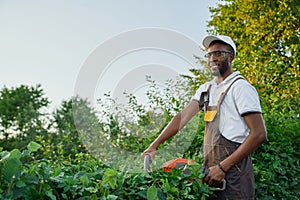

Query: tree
[0,84,49,150]
[207,0,299,117]
[51,97,90,159]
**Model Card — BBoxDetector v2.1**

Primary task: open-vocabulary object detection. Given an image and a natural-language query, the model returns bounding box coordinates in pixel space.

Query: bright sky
[0,0,219,112]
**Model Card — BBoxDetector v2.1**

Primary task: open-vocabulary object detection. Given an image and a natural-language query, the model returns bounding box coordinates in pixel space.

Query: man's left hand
[204,165,226,186]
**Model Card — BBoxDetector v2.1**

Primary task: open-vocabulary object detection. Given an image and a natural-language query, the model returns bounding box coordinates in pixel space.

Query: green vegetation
[0,0,299,199]
[0,142,212,200]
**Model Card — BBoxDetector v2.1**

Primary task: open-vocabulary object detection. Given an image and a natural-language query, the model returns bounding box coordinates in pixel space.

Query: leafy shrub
[253,115,300,199]
[0,141,215,200]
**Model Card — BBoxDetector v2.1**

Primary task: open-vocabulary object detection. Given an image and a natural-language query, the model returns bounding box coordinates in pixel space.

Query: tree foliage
[207,0,299,117]
[49,97,90,159]
[0,85,49,150]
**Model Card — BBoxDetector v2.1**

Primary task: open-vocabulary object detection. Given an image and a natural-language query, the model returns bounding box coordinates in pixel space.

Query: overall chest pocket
[204,106,218,122]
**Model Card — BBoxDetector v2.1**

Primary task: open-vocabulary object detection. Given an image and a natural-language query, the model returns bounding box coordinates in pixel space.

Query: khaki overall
[202,78,255,200]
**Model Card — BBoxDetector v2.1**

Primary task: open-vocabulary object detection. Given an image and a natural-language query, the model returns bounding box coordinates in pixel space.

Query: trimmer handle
[144,154,152,172]
[200,166,226,191]
[215,179,226,191]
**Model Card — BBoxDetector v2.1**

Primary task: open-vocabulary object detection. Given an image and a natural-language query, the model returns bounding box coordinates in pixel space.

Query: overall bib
[202,78,255,200]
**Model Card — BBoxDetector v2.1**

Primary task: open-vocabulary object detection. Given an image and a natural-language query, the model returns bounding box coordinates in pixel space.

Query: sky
[0,0,219,112]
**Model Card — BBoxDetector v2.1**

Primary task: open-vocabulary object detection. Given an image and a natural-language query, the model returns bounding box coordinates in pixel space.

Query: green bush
[253,115,300,199]
[0,141,215,200]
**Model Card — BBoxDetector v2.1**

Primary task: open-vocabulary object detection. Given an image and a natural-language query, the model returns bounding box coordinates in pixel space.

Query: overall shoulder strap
[217,77,244,107]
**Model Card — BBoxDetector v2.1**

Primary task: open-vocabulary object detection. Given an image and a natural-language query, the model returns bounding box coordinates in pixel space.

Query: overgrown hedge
[253,115,300,199]
[0,141,214,200]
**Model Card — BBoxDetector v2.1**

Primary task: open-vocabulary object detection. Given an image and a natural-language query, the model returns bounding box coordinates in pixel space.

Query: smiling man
[142,35,267,199]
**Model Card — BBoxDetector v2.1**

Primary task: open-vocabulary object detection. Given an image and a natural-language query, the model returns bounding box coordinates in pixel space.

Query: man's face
[206,43,233,77]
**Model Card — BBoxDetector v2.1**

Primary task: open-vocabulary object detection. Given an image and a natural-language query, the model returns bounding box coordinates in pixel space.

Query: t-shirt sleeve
[234,80,262,116]
[191,84,207,102]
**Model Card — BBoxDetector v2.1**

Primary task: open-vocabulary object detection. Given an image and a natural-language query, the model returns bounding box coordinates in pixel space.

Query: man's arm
[205,113,267,184]
[221,113,267,170]
[141,100,201,159]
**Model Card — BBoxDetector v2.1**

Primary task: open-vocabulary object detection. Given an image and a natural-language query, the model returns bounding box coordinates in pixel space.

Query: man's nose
[209,54,218,62]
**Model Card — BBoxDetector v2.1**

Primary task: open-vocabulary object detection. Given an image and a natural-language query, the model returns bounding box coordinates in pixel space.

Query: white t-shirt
[192,71,262,143]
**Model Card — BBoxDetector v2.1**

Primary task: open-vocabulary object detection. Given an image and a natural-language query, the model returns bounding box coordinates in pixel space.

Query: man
[141,35,267,199]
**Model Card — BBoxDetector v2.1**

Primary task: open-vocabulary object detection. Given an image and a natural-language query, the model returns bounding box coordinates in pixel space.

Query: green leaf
[80,175,90,186]
[28,163,38,175]
[27,141,42,152]
[147,185,158,200]
[9,149,22,159]
[0,151,11,161]
[84,187,98,193]
[45,190,57,200]
[16,180,26,188]
[161,179,171,192]
[53,166,62,176]
[2,158,22,182]
[102,168,118,189]
[106,195,118,200]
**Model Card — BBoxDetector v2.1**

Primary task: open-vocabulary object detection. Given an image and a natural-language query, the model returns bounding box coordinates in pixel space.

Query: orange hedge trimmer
[144,155,226,191]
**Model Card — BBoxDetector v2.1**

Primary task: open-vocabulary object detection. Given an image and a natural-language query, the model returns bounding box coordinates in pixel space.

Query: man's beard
[211,58,229,77]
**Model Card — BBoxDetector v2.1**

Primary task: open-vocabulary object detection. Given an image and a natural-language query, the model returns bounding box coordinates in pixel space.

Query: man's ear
[229,54,234,62]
